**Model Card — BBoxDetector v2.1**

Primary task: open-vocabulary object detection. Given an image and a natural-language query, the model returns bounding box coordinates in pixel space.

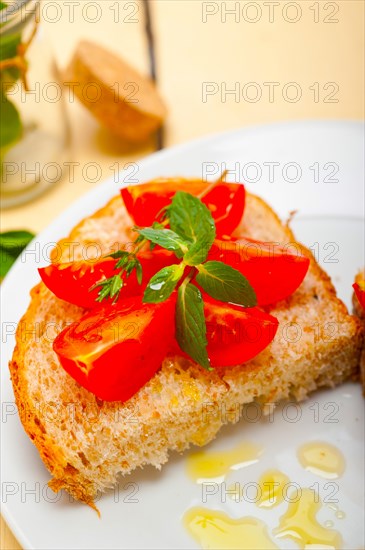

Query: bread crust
[9,190,364,506]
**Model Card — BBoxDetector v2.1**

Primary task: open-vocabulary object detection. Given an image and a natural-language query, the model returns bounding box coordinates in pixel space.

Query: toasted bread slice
[9,191,363,507]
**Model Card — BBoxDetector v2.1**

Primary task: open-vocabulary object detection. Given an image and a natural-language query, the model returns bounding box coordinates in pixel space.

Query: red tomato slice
[40,235,309,309]
[53,296,175,402]
[39,259,116,308]
[353,281,365,310]
[203,182,245,236]
[121,179,205,227]
[121,178,245,236]
[204,295,278,368]
[39,249,177,309]
[208,237,310,305]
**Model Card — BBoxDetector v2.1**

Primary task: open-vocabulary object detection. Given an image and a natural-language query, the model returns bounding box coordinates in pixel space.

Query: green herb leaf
[0,246,16,278]
[0,230,34,250]
[184,239,214,267]
[135,259,143,284]
[175,282,211,370]
[169,191,216,265]
[143,263,185,303]
[152,221,165,230]
[93,274,124,303]
[0,30,22,86]
[124,256,140,277]
[0,93,22,149]
[109,250,129,260]
[94,249,145,302]
[117,254,132,271]
[0,31,21,60]
[0,230,34,278]
[135,227,188,257]
[196,261,257,307]
[149,221,164,250]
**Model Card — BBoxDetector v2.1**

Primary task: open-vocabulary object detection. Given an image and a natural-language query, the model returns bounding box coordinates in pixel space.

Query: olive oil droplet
[274,488,342,549]
[327,504,346,520]
[187,443,263,483]
[227,483,241,502]
[297,441,345,479]
[184,507,278,550]
[256,469,290,508]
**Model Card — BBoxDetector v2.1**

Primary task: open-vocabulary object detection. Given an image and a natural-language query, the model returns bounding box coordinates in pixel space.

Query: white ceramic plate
[1,121,364,549]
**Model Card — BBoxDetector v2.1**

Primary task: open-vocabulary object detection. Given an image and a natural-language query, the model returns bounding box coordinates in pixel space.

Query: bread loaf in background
[64,40,167,143]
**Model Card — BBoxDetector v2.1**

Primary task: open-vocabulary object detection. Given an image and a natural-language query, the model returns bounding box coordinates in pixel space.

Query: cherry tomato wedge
[204,295,278,368]
[353,280,365,310]
[121,178,245,236]
[53,296,175,402]
[208,236,310,305]
[39,249,176,309]
[39,259,116,308]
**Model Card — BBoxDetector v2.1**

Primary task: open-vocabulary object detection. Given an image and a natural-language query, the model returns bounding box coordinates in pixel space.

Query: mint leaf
[0,230,34,278]
[0,2,8,11]
[169,191,215,242]
[175,282,211,370]
[136,227,188,257]
[0,94,22,149]
[143,263,185,303]
[196,261,257,307]
[184,241,212,266]
[169,192,216,266]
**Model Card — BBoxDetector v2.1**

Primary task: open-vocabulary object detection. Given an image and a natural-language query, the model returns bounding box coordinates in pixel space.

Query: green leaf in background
[0,230,34,249]
[0,29,22,86]
[0,230,35,278]
[0,31,21,60]
[196,261,257,307]
[169,192,216,266]
[143,263,185,303]
[0,1,23,141]
[0,246,16,278]
[175,282,211,370]
[0,93,22,148]
[136,227,188,257]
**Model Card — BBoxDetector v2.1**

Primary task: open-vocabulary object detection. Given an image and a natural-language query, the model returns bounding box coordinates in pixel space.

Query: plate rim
[1,119,364,550]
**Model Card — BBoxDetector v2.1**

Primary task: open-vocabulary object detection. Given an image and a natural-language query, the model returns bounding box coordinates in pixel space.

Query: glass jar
[0,0,69,208]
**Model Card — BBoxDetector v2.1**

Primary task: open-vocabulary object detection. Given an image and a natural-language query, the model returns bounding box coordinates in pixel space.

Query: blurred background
[0,1,364,546]
[1,1,364,230]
